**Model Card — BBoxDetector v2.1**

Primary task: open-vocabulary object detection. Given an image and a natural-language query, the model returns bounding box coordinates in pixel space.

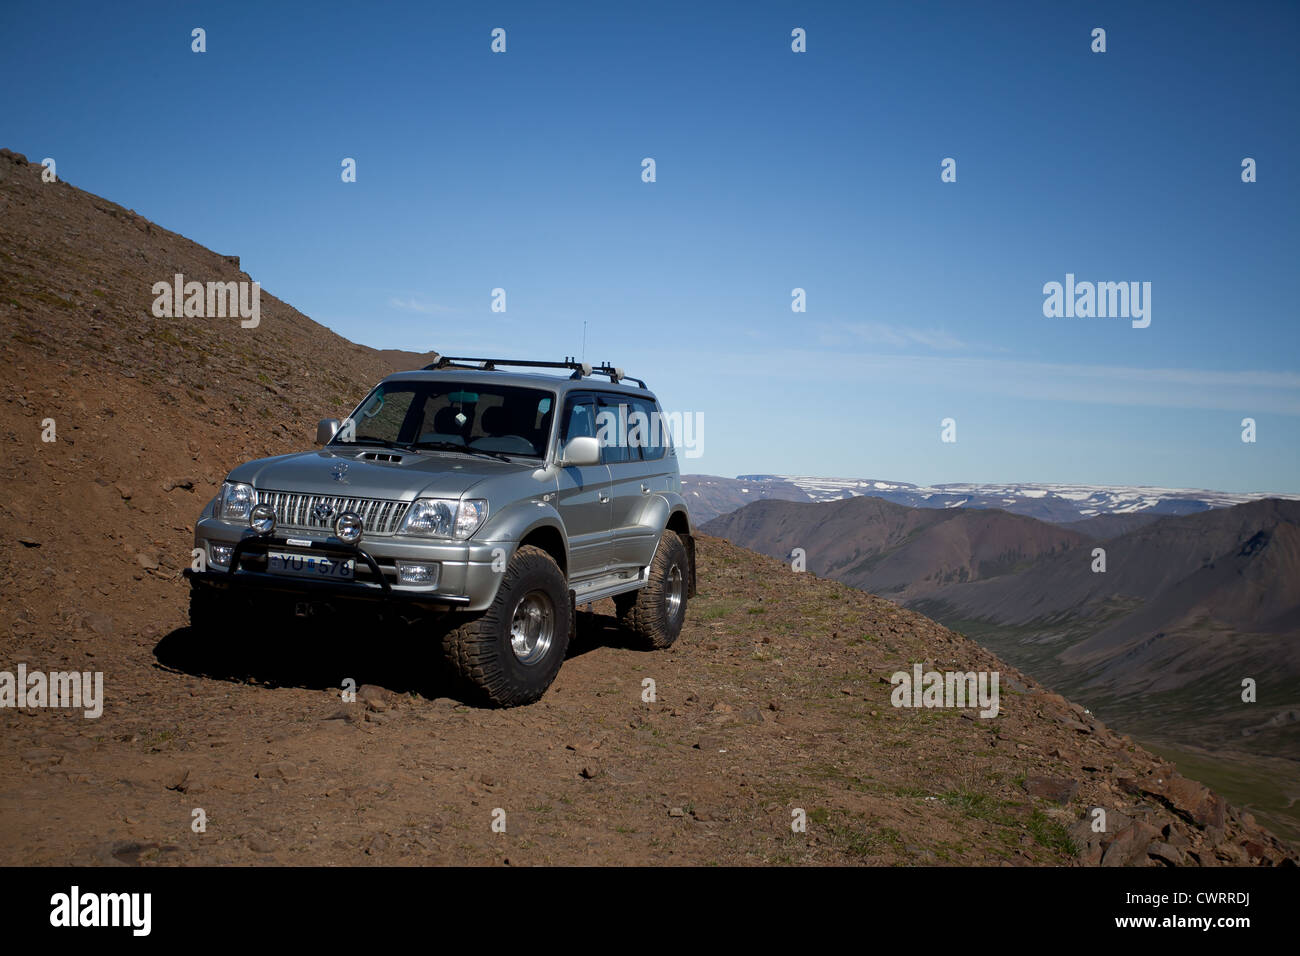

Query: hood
[227,447,533,501]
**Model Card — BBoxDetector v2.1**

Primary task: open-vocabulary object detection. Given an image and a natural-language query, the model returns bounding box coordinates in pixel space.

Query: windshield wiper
[467,448,521,462]
[412,440,475,454]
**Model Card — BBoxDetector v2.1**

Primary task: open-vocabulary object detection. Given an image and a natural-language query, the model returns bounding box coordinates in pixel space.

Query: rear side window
[631,397,666,460]
[597,394,633,464]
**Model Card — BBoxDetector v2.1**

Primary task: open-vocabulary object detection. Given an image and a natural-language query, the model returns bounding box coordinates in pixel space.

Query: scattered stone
[1162,824,1190,849]
[1101,821,1160,867]
[22,749,62,767]
[1142,773,1226,830]
[1023,776,1079,804]
[1241,840,1268,861]
[1147,841,1183,866]
[358,684,389,713]
[109,841,162,866]
[245,831,276,854]
[1216,843,1249,865]
[255,761,298,783]
[82,611,113,636]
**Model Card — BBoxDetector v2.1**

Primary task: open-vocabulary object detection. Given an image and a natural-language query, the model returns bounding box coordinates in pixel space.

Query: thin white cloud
[712,349,1300,415]
[389,297,455,315]
[818,320,967,351]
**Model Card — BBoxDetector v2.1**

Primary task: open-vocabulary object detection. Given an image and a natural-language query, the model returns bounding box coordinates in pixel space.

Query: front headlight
[400,498,488,539]
[218,481,256,522]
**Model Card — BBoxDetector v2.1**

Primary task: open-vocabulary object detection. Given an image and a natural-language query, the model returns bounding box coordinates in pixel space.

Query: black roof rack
[420,354,648,389]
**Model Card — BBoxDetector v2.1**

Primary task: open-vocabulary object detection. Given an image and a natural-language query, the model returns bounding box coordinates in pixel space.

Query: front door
[555,392,613,579]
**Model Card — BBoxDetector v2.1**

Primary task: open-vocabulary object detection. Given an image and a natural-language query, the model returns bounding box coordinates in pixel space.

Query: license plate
[267,551,354,580]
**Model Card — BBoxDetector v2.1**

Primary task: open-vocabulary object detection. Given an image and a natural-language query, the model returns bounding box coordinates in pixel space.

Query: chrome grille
[256,490,410,536]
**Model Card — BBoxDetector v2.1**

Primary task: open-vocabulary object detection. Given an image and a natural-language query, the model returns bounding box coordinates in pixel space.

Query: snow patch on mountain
[734,475,1300,521]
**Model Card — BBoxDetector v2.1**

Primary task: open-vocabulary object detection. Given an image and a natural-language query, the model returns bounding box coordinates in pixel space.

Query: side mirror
[561,435,600,467]
[316,418,340,445]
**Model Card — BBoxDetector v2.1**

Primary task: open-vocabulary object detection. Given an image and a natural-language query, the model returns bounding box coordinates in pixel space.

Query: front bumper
[190,520,506,610]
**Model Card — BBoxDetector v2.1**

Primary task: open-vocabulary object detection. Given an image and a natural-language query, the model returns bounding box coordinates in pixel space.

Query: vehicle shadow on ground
[153,607,646,703]
[567,608,643,656]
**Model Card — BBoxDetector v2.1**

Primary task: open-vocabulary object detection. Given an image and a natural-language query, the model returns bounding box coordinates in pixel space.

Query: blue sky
[3,1,1297,491]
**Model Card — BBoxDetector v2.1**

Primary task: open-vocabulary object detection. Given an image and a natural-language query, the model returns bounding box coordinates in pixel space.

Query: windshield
[332,381,556,459]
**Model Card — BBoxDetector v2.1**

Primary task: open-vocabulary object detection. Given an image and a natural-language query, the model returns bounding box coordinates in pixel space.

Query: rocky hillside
[706,493,1300,841]
[0,147,1294,866]
[0,145,433,599]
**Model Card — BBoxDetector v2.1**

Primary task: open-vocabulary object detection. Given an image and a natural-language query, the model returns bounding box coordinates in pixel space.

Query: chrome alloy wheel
[509,590,555,665]
[666,564,685,622]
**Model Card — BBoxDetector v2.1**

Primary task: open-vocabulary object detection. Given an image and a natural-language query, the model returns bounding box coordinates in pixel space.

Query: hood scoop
[358,451,404,464]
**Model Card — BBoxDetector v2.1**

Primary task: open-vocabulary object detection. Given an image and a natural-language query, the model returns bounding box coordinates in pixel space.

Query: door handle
[599,493,610,503]
[640,483,650,494]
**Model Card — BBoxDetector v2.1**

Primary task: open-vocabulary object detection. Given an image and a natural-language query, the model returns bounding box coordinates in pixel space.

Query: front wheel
[441,545,572,707]
[616,531,689,650]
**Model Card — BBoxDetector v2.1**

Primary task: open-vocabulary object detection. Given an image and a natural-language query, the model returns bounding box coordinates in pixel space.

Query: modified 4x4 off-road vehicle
[185,356,696,706]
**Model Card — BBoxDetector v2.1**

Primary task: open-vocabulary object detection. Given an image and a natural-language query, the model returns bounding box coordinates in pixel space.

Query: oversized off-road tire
[441,545,572,707]
[616,530,689,650]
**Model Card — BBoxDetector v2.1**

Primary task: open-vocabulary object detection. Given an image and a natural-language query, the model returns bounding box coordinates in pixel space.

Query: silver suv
[185,356,696,706]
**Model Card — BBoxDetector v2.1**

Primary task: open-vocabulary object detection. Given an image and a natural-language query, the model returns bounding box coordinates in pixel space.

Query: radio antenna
[581,320,587,363]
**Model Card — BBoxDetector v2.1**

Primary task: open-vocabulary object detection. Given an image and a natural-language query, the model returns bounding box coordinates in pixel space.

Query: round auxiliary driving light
[335,511,364,544]
[249,503,276,535]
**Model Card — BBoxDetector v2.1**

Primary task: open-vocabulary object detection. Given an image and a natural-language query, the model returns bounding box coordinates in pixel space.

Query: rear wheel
[442,545,572,707]
[616,531,689,650]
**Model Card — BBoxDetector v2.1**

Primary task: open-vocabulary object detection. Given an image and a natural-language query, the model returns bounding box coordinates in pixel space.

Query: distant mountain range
[704,493,1300,839]
[702,495,1088,601]
[680,475,813,525]
[682,472,1300,526]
